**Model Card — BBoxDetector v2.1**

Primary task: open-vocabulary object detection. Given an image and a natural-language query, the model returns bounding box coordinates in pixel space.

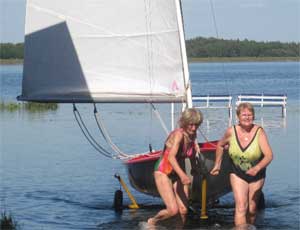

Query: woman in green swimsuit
[210,102,273,227]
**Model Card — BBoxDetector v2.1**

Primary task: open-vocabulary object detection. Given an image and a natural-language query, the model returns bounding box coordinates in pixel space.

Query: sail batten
[17,95,186,103]
[75,29,179,39]
[19,0,190,104]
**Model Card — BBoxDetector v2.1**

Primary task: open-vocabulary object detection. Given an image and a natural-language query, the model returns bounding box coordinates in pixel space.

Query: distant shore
[0,57,299,65]
[188,56,300,63]
[0,59,23,65]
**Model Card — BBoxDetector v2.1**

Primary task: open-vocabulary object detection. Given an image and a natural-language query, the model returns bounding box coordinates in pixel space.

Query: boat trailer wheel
[113,189,123,211]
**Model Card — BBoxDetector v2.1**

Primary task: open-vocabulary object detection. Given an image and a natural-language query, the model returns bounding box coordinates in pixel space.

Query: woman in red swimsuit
[147,108,203,225]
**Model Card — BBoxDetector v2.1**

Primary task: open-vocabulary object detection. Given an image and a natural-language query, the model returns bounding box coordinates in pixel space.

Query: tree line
[0,43,24,59]
[1,37,299,59]
[186,37,299,58]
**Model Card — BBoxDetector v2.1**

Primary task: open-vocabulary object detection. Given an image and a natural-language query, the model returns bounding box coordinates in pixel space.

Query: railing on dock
[236,94,287,117]
[192,95,233,119]
[192,94,287,119]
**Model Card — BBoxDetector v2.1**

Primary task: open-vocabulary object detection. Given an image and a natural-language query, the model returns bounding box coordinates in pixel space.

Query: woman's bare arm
[210,127,232,176]
[167,131,191,185]
[246,128,273,176]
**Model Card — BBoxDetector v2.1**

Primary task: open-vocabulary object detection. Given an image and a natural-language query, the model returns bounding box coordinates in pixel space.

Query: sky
[0,0,299,43]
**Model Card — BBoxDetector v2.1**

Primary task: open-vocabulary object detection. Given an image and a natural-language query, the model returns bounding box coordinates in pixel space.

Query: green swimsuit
[228,125,266,182]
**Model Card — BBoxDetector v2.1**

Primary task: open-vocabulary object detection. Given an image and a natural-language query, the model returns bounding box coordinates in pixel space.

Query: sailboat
[18,0,231,207]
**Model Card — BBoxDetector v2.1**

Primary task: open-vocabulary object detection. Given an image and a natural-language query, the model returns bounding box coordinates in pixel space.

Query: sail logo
[171,80,179,92]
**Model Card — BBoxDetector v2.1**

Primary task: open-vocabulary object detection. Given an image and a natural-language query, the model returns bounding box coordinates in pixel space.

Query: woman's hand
[195,142,201,154]
[180,174,191,185]
[210,127,232,176]
[210,164,221,176]
[246,165,260,176]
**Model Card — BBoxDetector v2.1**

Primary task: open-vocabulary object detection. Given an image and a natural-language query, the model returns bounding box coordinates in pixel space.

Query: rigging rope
[93,104,129,158]
[73,103,166,160]
[209,0,230,96]
[209,0,219,38]
[198,128,217,147]
[144,0,155,152]
[151,103,170,136]
[149,103,153,152]
[73,104,114,159]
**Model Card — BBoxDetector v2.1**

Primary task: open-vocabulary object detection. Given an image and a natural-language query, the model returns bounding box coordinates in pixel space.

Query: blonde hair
[179,108,203,128]
[236,102,255,118]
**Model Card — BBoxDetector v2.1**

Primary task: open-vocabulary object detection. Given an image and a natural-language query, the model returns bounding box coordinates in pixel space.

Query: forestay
[18,0,191,103]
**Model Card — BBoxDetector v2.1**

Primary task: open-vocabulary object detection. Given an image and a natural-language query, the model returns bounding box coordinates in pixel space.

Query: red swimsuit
[154,128,195,175]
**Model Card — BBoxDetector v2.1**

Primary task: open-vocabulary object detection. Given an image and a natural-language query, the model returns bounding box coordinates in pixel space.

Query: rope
[209,0,219,38]
[73,104,114,158]
[73,104,155,160]
[93,104,129,158]
[149,104,153,152]
[151,104,169,136]
[198,128,217,147]
[209,0,230,96]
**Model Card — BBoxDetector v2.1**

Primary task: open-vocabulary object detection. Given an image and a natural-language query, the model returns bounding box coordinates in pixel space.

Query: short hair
[179,108,203,128]
[236,102,255,118]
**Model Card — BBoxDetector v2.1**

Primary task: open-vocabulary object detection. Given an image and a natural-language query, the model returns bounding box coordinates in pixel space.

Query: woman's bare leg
[147,172,179,224]
[248,178,265,224]
[173,181,189,223]
[230,174,249,226]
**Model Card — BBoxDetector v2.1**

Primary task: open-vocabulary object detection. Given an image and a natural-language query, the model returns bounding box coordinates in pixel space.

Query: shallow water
[1,62,299,229]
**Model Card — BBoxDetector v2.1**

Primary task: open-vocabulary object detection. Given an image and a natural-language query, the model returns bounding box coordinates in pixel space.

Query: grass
[0,101,58,112]
[0,212,18,230]
[0,102,19,112]
[23,101,58,112]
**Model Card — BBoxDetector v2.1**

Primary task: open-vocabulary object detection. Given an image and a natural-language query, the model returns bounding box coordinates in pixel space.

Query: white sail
[19,0,191,103]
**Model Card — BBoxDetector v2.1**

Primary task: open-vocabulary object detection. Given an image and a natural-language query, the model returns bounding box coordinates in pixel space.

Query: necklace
[238,124,254,142]
[240,130,250,141]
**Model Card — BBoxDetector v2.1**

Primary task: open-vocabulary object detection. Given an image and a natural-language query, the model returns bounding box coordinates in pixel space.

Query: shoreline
[1,57,299,65]
[188,56,300,63]
[0,59,23,65]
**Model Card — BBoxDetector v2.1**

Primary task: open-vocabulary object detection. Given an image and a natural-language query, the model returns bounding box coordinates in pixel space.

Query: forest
[0,43,24,59]
[0,37,299,60]
[185,37,299,58]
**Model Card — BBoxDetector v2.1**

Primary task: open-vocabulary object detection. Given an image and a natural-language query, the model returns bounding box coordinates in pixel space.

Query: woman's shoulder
[253,124,263,132]
[220,126,234,142]
[165,128,184,147]
[226,126,234,135]
[171,128,184,138]
[254,125,267,137]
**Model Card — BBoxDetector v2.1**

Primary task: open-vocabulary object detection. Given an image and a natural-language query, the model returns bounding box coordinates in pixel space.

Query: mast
[174,0,193,109]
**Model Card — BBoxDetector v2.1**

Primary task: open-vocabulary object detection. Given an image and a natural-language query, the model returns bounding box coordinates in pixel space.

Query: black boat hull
[125,141,232,205]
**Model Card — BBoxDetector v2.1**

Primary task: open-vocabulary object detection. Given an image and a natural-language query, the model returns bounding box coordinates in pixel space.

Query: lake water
[1,62,299,230]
